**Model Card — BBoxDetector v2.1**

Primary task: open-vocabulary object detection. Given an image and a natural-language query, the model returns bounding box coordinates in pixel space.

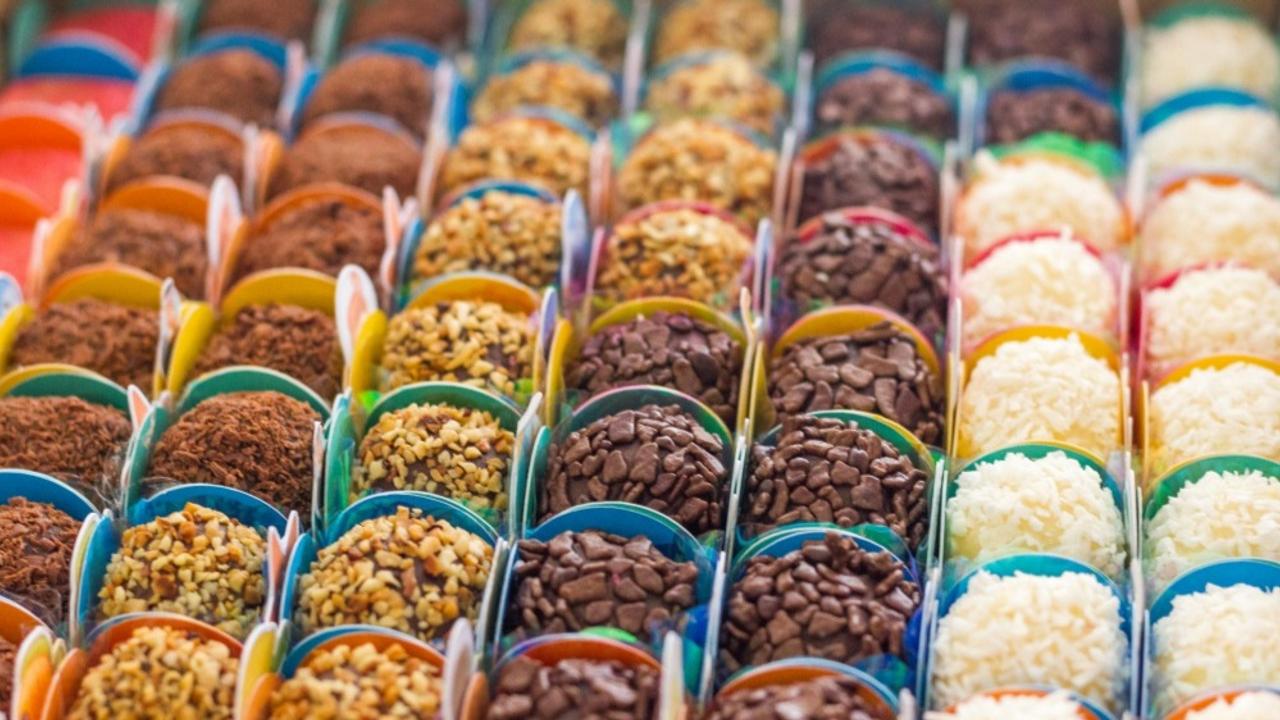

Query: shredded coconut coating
[958,335,1120,460]
[926,690,1085,719]
[1185,691,1280,720]
[1146,267,1280,378]
[1140,179,1280,281]
[1141,15,1280,109]
[931,571,1127,712]
[1140,106,1280,190]
[1153,584,1280,713]
[1149,362,1280,475]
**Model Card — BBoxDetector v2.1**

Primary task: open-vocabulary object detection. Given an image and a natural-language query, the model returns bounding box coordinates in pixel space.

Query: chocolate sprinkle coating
[267,125,421,200]
[235,198,385,283]
[707,674,894,720]
[486,655,660,720]
[12,298,158,391]
[985,87,1119,145]
[300,54,432,138]
[105,125,244,194]
[52,208,207,300]
[0,396,130,495]
[814,69,954,139]
[0,636,14,712]
[157,50,283,128]
[799,135,939,234]
[192,304,343,400]
[343,0,467,49]
[808,2,944,69]
[0,497,81,627]
[200,0,316,42]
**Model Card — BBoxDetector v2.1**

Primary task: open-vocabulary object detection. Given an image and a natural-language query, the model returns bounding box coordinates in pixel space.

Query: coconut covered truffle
[1185,692,1280,720]
[1139,179,1280,280]
[654,0,779,67]
[507,0,629,69]
[799,134,940,234]
[156,49,282,128]
[1146,267,1280,378]
[644,53,784,136]
[1148,362,1280,475]
[487,655,659,720]
[814,69,955,139]
[1141,14,1280,109]
[200,0,316,42]
[1153,584,1280,713]
[52,207,207,299]
[925,691,1087,720]
[948,451,1125,578]
[11,298,158,391]
[295,507,493,642]
[267,640,443,719]
[300,54,432,138]
[268,124,421,200]
[105,124,244,194]
[708,674,895,720]
[472,59,618,128]
[962,232,1116,345]
[235,198,385,282]
[342,0,467,49]
[438,117,591,198]
[192,304,343,400]
[0,396,131,493]
[379,301,535,397]
[958,334,1120,460]
[413,191,561,289]
[0,497,82,626]
[1140,105,1280,189]
[931,570,1126,711]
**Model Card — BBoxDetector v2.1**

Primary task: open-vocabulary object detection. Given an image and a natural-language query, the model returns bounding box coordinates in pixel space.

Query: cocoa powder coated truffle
[156,49,283,128]
[0,396,131,493]
[985,87,1119,145]
[12,298,158,391]
[269,125,421,200]
[343,0,467,48]
[235,198,385,282]
[301,54,432,138]
[808,2,945,69]
[192,304,343,400]
[799,134,939,234]
[707,674,895,720]
[105,125,244,194]
[200,0,316,42]
[486,655,660,720]
[815,69,954,138]
[0,497,82,627]
[52,207,207,299]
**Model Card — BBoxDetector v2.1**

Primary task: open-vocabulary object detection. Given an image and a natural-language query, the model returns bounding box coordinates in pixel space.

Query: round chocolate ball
[0,497,81,627]
[53,208,207,300]
[156,49,283,128]
[808,2,945,70]
[235,197,385,283]
[200,0,316,42]
[962,0,1118,82]
[707,674,895,720]
[268,640,444,718]
[300,54,432,138]
[192,304,343,400]
[0,396,131,495]
[268,125,421,201]
[814,68,954,139]
[799,134,939,234]
[985,87,1119,145]
[487,655,660,720]
[105,125,244,194]
[343,0,467,49]
[12,298,158,391]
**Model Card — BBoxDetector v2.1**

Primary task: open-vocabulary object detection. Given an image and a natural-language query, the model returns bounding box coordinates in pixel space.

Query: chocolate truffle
[807,2,945,69]
[985,87,1118,145]
[511,530,700,636]
[768,321,944,445]
[412,191,561,289]
[11,298,158,391]
[300,54,432,138]
[268,640,443,718]
[654,0,779,67]
[961,0,1118,82]
[268,124,421,200]
[235,198,385,283]
[778,212,946,338]
[52,207,207,299]
[707,675,895,720]
[565,311,744,425]
[644,52,784,136]
[486,655,660,720]
[156,49,283,128]
[0,396,131,493]
[814,68,954,139]
[0,636,14,711]
[200,0,316,42]
[798,134,939,234]
[719,532,920,674]
[472,59,617,128]
[745,415,929,547]
[145,391,320,513]
[507,0,628,69]
[343,0,467,49]
[0,497,81,626]
[105,124,244,194]
[542,404,728,534]
[438,117,591,199]
[192,304,341,400]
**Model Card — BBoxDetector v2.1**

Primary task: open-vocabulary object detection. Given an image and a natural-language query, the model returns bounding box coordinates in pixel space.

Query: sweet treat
[351,402,514,514]
[507,0,628,69]
[931,570,1126,710]
[814,69,955,138]
[438,117,591,198]
[52,207,207,299]
[960,0,1118,82]
[768,321,944,444]
[486,655,659,720]
[745,415,929,547]
[778,212,946,338]
[65,626,237,720]
[1141,13,1280,108]
[98,503,266,639]
[1146,267,1280,378]
[295,507,493,642]
[0,396,131,492]
[596,206,754,310]
[654,0,779,68]
[511,530,699,635]
[807,2,945,69]
[104,125,244,194]
[11,298,158,391]
[1139,179,1280,280]
[300,54,432,138]
[1184,692,1280,720]
[412,191,561,289]
[234,197,385,282]
[926,692,1087,720]
[565,311,744,426]
[379,300,535,397]
[0,636,15,712]
[192,304,343,400]
[268,124,421,200]
[541,404,728,533]
[200,0,315,41]
[949,451,1125,578]
[267,640,443,719]
[1148,362,1280,475]
[798,134,939,234]
[0,497,81,626]
[958,334,1120,460]
[472,59,617,127]
[1140,105,1280,189]
[720,531,920,673]
[145,391,321,513]
[956,155,1125,259]
[985,87,1119,145]
[644,52,785,135]
[615,119,777,225]
[342,0,467,49]
[1152,584,1280,712]
[709,675,893,720]
[961,232,1116,344]
[156,49,283,128]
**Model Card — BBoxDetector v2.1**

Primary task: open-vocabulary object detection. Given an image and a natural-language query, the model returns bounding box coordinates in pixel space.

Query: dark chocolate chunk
[707,674,894,720]
[487,655,659,720]
[985,87,1118,145]
[815,68,954,139]
[799,135,939,235]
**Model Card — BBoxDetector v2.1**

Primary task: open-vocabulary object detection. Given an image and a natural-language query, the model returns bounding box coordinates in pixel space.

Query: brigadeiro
[473,58,618,128]
[234,197,385,282]
[707,675,895,720]
[719,531,920,674]
[295,506,493,642]
[486,655,659,720]
[654,0,779,68]
[51,207,207,299]
[1139,178,1280,281]
[744,415,929,547]
[268,124,421,200]
[1141,11,1280,109]
[200,0,316,43]
[412,191,562,289]
[768,320,944,445]
[960,0,1118,83]
[507,0,629,69]
[1179,692,1280,720]
[985,87,1119,145]
[104,124,245,194]
[191,303,343,400]
[300,53,432,138]
[0,396,131,492]
[565,311,744,425]
[807,1,945,69]
[1140,104,1280,190]
[145,391,321,513]
[0,636,14,711]
[438,116,592,199]
[644,52,784,136]
[510,530,699,636]
[798,133,939,234]
[926,691,1090,720]
[343,0,467,49]
[0,497,82,626]
[11,298,158,391]
[541,404,728,534]
[268,640,444,718]
[814,68,955,139]
[156,49,283,128]
[778,211,946,338]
